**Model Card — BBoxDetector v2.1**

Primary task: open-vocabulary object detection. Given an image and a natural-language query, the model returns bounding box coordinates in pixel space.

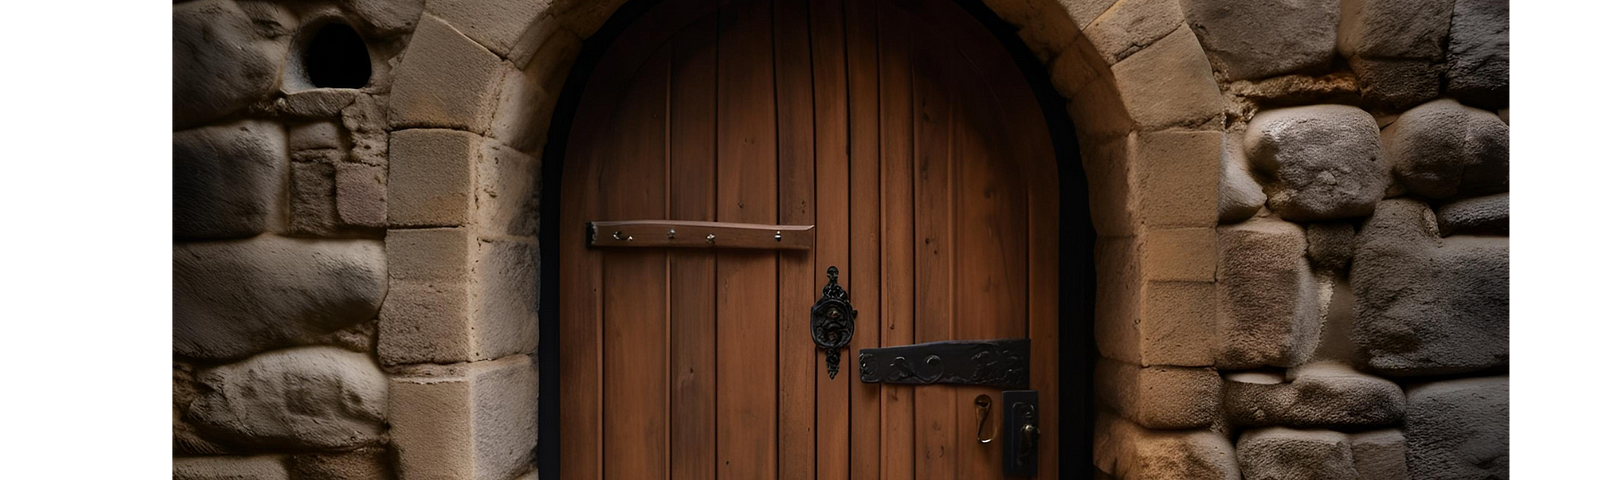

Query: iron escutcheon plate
[857,339,1030,390]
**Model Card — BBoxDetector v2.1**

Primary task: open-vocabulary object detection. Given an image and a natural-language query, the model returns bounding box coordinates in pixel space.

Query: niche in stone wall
[286,20,372,91]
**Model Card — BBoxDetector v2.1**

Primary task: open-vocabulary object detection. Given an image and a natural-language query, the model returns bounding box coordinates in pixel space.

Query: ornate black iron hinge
[858,339,1030,389]
[811,266,857,379]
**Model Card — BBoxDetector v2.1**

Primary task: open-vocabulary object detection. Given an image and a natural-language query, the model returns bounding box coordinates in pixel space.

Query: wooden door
[559,0,1061,478]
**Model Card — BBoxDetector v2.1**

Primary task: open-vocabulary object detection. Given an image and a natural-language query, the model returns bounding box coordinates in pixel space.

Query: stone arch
[381,0,1227,477]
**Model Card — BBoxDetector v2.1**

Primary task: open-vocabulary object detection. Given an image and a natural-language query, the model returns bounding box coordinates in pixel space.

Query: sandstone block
[1182,0,1339,81]
[288,120,344,152]
[174,120,285,240]
[174,0,290,128]
[1131,129,1222,229]
[174,236,386,360]
[1110,27,1225,129]
[1383,99,1509,200]
[1336,0,1453,60]
[1352,199,1508,375]
[1446,0,1510,108]
[389,227,472,283]
[1216,218,1318,369]
[1245,105,1386,221]
[380,280,473,364]
[391,355,538,480]
[174,456,288,480]
[379,233,540,365]
[1236,428,1360,480]
[1142,228,1216,282]
[1223,362,1403,428]
[426,0,552,57]
[1305,222,1355,271]
[390,15,505,132]
[389,129,477,227]
[1049,35,1109,101]
[342,94,391,166]
[1094,238,1217,367]
[1437,193,1508,236]
[1082,0,1184,64]
[1217,132,1265,225]
[344,0,425,37]
[1405,377,1508,479]
[1349,430,1409,480]
[490,64,557,154]
[472,237,542,360]
[189,347,387,449]
[277,88,362,118]
[1095,358,1219,429]
[477,141,543,236]
[1093,413,1240,480]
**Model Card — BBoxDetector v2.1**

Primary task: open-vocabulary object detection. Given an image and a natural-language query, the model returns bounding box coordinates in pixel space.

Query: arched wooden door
[559,0,1062,478]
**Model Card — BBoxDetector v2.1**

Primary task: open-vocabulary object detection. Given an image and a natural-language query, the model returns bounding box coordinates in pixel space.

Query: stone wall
[172,0,1508,478]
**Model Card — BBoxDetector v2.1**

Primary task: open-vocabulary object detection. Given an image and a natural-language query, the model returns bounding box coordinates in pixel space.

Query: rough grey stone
[189,347,387,450]
[174,456,288,480]
[344,0,425,37]
[174,236,386,360]
[336,162,388,228]
[1246,105,1386,221]
[1223,362,1403,428]
[1437,193,1508,236]
[1348,57,1442,110]
[1218,131,1265,225]
[1405,377,1509,479]
[1305,222,1355,271]
[1337,0,1453,60]
[174,120,285,240]
[1383,99,1509,200]
[1217,218,1320,369]
[1352,199,1508,375]
[1181,0,1340,81]
[290,161,339,236]
[1446,0,1510,108]
[1237,428,1360,480]
[175,363,231,455]
[174,0,292,129]
[1349,430,1409,480]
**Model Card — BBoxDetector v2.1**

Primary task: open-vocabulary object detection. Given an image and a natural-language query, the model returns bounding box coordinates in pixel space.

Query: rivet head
[667,229,676,239]
[706,233,716,243]
[612,231,624,241]
[775,231,783,241]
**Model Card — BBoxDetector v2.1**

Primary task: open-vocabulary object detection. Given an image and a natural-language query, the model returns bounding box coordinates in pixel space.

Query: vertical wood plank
[669,12,720,480]
[602,49,672,480]
[774,0,818,477]
[560,95,607,480]
[907,5,958,476]
[841,0,887,478]
[717,0,780,478]
[876,1,918,478]
[808,0,858,478]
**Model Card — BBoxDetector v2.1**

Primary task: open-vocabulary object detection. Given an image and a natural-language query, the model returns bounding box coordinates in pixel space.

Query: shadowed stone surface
[1218,131,1265,224]
[1337,0,1453,60]
[1349,429,1409,480]
[1405,377,1509,479]
[1246,105,1386,221]
[174,120,285,240]
[1217,218,1319,369]
[1352,199,1508,375]
[1223,362,1403,428]
[1383,99,1509,200]
[1182,0,1339,81]
[1094,414,1241,480]
[288,447,392,479]
[174,0,292,129]
[1096,359,1220,429]
[189,347,387,450]
[1237,428,1359,480]
[1437,193,1508,236]
[1446,0,1510,108]
[1304,222,1355,271]
[174,236,386,360]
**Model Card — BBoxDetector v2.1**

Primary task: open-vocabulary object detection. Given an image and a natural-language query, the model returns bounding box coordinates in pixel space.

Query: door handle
[811,266,856,379]
[1003,389,1041,476]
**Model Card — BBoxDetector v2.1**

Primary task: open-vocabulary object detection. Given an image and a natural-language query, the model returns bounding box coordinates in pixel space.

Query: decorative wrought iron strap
[858,339,1030,389]
[810,266,856,379]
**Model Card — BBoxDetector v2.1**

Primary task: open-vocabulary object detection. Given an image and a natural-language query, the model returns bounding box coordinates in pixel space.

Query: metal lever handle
[975,395,995,444]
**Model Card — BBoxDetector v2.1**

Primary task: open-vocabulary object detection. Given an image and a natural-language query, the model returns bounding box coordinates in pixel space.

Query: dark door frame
[535,0,1095,477]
